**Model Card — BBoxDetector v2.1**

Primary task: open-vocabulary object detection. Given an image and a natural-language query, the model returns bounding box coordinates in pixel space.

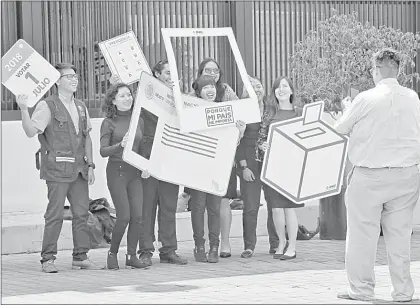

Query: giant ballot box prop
[261,102,349,204]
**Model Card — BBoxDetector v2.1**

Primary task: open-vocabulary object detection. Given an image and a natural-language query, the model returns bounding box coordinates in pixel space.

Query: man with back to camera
[334,48,420,302]
[16,63,101,273]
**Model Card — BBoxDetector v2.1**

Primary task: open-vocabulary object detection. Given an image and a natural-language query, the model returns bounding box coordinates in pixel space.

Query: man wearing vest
[16,63,100,273]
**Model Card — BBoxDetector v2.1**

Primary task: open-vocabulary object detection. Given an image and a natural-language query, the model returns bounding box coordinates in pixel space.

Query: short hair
[197,58,225,102]
[54,63,77,74]
[152,60,169,78]
[192,75,216,97]
[372,48,402,70]
[101,83,133,118]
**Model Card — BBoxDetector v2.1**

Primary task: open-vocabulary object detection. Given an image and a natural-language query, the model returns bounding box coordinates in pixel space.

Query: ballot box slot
[295,127,326,140]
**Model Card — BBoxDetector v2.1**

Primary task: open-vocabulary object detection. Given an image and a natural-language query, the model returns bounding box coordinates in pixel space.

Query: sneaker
[139,252,153,266]
[42,259,58,273]
[125,254,149,269]
[107,251,119,270]
[193,246,207,263]
[72,258,103,270]
[160,251,188,265]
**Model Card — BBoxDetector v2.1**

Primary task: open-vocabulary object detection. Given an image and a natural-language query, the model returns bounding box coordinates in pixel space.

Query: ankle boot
[125,254,149,269]
[193,245,207,263]
[107,251,119,270]
[207,246,219,263]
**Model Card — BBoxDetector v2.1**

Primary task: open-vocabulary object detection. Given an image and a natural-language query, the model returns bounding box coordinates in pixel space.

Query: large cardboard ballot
[122,72,240,196]
[261,101,349,203]
[1,39,60,108]
[99,31,151,85]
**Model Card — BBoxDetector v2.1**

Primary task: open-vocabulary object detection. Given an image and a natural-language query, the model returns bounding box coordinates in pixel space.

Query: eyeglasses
[204,68,220,74]
[60,74,79,80]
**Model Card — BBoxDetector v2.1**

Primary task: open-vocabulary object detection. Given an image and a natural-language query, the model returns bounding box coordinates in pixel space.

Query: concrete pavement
[2,226,420,304]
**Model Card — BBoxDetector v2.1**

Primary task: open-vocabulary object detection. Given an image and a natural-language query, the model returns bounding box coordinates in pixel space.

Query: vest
[36,95,89,183]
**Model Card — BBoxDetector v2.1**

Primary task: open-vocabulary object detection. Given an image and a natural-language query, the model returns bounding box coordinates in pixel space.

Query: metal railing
[2,1,419,120]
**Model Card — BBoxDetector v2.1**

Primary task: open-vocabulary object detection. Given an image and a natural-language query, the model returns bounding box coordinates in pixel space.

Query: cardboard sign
[350,88,359,99]
[122,72,240,196]
[99,31,151,85]
[1,39,60,108]
[261,101,349,203]
[161,27,261,133]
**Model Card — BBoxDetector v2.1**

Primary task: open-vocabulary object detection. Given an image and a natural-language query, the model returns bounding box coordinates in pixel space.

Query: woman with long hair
[256,76,304,260]
[109,61,188,266]
[238,76,277,258]
[100,83,149,270]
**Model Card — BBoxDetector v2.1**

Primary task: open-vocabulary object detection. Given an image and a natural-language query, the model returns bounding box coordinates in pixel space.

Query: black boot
[126,254,149,269]
[194,245,207,263]
[107,251,119,270]
[207,246,219,263]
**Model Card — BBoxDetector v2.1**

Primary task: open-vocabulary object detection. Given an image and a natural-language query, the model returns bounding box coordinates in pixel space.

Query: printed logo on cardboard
[145,82,154,100]
[205,105,234,127]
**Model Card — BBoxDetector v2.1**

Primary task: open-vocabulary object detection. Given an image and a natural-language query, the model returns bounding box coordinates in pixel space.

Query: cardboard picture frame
[161,27,260,133]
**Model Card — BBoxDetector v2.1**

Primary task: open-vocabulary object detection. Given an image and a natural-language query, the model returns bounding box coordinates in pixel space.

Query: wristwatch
[87,162,96,169]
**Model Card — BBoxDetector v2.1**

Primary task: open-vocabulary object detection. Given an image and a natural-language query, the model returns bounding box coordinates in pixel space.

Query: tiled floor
[1,227,420,304]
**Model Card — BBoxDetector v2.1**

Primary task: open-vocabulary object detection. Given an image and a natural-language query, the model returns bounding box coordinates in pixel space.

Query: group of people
[103,56,304,267]
[15,47,419,303]
[16,54,305,273]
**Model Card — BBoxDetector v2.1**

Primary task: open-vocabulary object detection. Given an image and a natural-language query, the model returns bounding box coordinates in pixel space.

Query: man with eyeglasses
[16,62,101,273]
[334,49,420,302]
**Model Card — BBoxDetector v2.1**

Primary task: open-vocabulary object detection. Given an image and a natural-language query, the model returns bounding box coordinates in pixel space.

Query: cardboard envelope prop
[123,72,239,196]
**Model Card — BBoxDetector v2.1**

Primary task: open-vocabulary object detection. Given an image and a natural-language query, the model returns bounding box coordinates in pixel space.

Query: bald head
[371,49,401,84]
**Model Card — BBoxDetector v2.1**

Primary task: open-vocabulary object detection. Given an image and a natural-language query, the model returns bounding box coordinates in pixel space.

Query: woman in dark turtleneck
[100,83,148,270]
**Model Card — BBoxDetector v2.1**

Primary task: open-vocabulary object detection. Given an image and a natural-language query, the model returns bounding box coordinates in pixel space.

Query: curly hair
[101,83,133,118]
[197,58,226,102]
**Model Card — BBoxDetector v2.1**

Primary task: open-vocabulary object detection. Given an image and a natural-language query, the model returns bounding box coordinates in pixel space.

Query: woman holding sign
[189,75,245,263]
[238,76,278,258]
[184,58,241,258]
[256,76,304,260]
[100,83,149,270]
[137,60,188,266]
[109,62,188,266]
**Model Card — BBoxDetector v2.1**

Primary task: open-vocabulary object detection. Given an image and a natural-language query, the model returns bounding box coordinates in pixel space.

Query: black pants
[150,198,161,243]
[266,191,280,248]
[139,176,178,255]
[257,162,279,248]
[41,173,90,263]
[239,151,263,251]
[106,161,143,256]
[190,190,222,248]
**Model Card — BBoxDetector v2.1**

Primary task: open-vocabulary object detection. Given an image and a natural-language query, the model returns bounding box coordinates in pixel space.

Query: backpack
[286,218,320,240]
